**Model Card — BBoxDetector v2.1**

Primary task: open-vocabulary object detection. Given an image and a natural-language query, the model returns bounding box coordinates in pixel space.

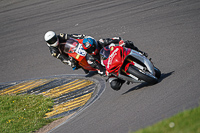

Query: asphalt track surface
[1,0,200,133]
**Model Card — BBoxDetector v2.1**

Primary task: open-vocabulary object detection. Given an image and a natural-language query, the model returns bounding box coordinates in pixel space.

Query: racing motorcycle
[100,45,161,84]
[61,38,97,71]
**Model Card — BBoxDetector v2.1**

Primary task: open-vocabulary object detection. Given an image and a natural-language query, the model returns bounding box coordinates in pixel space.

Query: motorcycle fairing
[103,46,131,76]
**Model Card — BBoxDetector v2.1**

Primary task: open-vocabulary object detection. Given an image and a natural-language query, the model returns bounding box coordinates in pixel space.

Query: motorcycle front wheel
[127,64,158,84]
[154,67,161,79]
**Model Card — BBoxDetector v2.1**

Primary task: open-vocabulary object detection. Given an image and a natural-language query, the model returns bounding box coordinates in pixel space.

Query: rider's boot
[82,68,89,74]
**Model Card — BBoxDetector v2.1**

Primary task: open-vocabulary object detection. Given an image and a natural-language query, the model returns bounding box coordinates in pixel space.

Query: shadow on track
[122,71,175,95]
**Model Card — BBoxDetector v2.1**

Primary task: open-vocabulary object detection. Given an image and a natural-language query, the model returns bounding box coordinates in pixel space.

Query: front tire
[127,64,158,84]
[154,67,161,79]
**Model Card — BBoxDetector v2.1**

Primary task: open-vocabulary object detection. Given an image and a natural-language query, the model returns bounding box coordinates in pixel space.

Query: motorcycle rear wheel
[127,64,158,84]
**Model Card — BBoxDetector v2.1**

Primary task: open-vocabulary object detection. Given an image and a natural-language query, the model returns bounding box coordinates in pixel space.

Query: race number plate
[75,43,86,57]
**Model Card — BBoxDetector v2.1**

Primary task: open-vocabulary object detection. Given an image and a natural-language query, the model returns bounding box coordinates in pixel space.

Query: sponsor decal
[75,43,86,56]
[76,54,80,59]
[107,48,119,68]
[110,46,114,51]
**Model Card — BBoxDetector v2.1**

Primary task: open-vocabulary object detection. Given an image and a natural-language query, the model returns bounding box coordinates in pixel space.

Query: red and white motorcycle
[100,45,161,84]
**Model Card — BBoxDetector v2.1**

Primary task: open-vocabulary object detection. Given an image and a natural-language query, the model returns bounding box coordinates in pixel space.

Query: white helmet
[44,31,59,47]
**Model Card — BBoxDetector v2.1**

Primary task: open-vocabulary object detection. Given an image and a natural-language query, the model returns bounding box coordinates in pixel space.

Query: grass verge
[134,106,200,133]
[0,94,56,133]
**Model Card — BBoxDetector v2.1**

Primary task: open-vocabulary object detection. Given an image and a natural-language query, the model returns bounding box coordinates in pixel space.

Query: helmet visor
[46,34,58,45]
[86,43,96,54]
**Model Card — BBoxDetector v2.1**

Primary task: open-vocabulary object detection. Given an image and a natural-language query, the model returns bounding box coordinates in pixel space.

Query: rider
[82,36,148,91]
[82,36,105,75]
[44,31,89,73]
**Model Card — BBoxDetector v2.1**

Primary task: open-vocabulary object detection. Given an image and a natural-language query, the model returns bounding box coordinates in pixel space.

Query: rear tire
[127,64,158,84]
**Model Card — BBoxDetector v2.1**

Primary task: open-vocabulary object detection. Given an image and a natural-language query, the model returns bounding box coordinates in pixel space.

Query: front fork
[123,58,146,73]
[106,58,148,83]
[121,58,147,81]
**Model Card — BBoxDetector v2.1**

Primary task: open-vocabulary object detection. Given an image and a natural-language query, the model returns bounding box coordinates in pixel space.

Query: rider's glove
[69,57,76,67]
[142,52,148,57]
[98,70,106,77]
[139,51,148,57]
[63,59,77,70]
[57,54,71,65]
[97,70,104,75]
[97,68,107,77]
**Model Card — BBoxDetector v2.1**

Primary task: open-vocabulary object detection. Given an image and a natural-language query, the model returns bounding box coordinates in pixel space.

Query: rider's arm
[124,40,138,51]
[124,40,148,57]
[98,37,122,47]
[59,33,86,41]
[49,46,73,66]
[86,54,105,75]
[49,46,60,57]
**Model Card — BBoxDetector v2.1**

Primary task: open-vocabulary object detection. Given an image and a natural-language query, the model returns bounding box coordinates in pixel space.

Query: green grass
[134,106,200,133]
[0,94,55,133]
[1,94,200,133]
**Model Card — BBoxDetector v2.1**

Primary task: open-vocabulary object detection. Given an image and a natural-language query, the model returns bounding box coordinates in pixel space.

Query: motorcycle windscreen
[64,38,78,53]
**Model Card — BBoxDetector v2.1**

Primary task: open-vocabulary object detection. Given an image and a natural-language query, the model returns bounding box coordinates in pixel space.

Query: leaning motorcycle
[100,45,161,84]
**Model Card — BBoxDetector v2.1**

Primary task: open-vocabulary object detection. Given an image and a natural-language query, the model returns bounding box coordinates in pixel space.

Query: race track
[1,0,200,133]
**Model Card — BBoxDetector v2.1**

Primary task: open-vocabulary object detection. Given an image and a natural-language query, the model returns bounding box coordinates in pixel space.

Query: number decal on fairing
[75,43,86,56]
